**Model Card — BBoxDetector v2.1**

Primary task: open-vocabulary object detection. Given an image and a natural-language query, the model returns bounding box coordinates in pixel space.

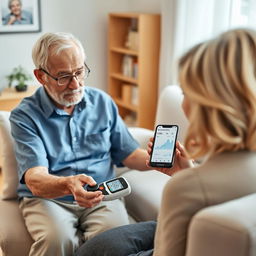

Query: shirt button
[73,137,77,142]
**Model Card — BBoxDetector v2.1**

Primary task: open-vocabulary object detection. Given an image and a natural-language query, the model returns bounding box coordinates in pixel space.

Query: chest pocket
[84,129,111,154]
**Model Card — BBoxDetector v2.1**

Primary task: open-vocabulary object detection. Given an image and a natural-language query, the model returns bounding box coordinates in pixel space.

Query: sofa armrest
[0,199,33,255]
[122,170,169,222]
[186,193,256,256]
[115,127,154,177]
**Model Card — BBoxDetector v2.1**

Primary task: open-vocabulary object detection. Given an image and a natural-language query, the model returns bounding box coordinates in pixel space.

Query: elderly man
[3,0,33,25]
[10,32,153,256]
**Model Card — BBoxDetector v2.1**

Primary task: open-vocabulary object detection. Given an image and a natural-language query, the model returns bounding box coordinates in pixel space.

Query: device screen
[106,179,124,193]
[150,125,178,167]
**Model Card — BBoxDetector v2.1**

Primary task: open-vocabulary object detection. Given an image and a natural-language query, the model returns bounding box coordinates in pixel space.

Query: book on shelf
[131,86,138,106]
[122,55,138,79]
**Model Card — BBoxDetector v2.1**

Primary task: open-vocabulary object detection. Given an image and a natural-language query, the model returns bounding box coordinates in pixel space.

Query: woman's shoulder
[163,151,256,203]
[164,167,200,197]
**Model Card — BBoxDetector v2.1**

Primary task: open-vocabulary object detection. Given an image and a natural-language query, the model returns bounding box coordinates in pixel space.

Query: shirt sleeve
[108,99,139,167]
[10,109,48,183]
[153,169,206,256]
[2,14,10,25]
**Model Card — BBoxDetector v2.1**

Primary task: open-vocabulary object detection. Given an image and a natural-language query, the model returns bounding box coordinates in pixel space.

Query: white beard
[46,87,84,107]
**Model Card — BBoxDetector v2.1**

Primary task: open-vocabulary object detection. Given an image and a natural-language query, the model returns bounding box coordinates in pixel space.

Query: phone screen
[150,125,178,168]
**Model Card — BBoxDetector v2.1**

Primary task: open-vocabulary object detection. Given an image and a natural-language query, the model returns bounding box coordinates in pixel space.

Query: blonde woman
[153,27,256,255]
[76,28,256,256]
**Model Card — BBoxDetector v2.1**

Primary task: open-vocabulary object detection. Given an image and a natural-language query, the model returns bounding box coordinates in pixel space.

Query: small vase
[15,84,28,92]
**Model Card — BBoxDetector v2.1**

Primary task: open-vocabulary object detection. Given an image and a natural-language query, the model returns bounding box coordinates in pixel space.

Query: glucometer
[86,177,131,201]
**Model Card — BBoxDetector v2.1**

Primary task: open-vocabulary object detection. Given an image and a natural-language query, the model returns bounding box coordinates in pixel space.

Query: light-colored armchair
[121,84,189,221]
[1,85,256,256]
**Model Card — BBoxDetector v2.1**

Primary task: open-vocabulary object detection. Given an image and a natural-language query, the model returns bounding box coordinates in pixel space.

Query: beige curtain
[158,0,233,93]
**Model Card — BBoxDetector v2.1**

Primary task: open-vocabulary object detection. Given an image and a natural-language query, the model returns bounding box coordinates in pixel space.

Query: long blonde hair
[179,28,256,159]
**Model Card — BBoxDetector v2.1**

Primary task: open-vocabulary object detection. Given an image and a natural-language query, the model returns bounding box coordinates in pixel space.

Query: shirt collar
[39,87,87,118]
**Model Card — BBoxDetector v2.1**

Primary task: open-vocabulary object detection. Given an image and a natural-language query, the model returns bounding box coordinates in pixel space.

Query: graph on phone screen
[151,126,177,163]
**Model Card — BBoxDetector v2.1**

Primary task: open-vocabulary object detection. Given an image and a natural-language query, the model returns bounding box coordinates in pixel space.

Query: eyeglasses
[40,63,90,87]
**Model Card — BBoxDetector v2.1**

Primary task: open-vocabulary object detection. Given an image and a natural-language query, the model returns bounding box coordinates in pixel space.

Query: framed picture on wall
[0,0,41,34]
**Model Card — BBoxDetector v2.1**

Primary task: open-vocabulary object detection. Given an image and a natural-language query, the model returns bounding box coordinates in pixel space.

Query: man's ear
[34,69,45,85]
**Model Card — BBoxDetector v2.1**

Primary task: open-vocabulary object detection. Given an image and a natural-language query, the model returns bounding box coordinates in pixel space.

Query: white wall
[0,0,160,92]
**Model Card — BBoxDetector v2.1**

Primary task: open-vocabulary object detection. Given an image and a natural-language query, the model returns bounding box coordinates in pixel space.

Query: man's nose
[68,75,80,89]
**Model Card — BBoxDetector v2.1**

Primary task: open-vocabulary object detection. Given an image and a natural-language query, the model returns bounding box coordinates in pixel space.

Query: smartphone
[149,124,179,168]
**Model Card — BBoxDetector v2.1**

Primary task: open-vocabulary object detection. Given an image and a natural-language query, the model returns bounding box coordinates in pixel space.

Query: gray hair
[8,0,22,9]
[32,32,86,70]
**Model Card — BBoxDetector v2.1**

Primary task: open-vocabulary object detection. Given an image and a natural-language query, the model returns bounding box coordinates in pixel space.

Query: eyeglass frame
[39,62,90,87]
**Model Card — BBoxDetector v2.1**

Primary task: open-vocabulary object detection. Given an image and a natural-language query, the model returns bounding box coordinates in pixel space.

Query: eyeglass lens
[58,68,89,86]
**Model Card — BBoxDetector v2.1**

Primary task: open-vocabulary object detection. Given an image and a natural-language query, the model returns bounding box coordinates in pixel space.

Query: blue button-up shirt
[10,86,139,201]
[2,10,33,25]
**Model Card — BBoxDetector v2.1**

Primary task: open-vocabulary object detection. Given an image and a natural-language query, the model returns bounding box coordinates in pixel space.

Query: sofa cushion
[123,170,169,221]
[0,111,18,199]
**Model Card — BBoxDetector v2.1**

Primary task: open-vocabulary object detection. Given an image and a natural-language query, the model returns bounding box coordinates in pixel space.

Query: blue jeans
[75,221,156,256]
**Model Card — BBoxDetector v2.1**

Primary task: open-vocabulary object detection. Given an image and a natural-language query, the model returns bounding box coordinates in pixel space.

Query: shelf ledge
[110,73,138,84]
[110,47,138,56]
[114,97,138,112]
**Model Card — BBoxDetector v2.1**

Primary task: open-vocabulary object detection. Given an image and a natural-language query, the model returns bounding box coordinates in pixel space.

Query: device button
[87,184,99,191]
[99,186,104,190]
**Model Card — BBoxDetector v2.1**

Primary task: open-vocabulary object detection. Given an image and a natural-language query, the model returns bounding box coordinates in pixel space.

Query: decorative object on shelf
[125,30,139,51]
[125,18,139,51]
[0,0,41,34]
[6,65,32,92]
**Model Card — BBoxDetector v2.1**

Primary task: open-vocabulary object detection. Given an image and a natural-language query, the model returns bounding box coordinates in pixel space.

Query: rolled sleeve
[108,101,139,166]
[10,110,48,183]
[111,116,139,166]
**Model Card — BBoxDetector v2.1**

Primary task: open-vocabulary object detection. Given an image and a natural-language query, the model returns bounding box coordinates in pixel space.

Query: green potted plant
[6,65,32,92]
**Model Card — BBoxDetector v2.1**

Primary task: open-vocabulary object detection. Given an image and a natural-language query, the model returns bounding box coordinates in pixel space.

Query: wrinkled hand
[67,174,104,207]
[146,137,194,176]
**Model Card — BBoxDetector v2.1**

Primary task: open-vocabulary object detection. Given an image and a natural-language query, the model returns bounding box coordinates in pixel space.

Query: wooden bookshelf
[108,13,161,129]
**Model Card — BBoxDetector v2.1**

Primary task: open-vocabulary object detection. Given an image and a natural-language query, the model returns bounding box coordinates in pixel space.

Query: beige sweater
[153,151,256,256]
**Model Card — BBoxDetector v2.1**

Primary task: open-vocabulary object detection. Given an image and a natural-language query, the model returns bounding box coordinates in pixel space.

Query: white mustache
[64,88,82,95]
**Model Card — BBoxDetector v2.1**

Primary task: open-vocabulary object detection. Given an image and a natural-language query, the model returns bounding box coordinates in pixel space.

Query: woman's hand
[146,138,194,176]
